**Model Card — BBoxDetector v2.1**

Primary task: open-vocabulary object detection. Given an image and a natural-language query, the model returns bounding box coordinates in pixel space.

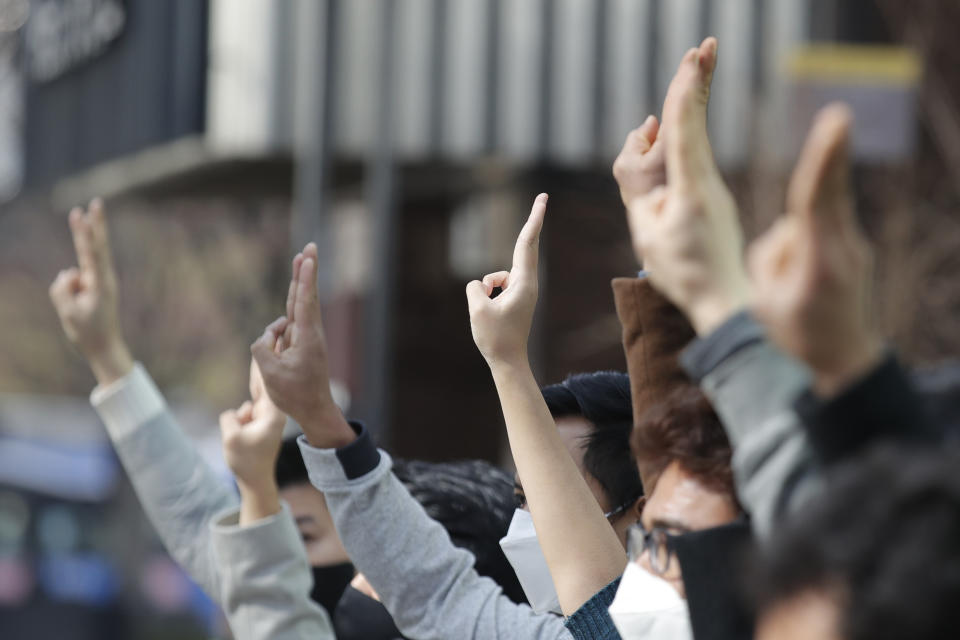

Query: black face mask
[310,563,356,614]
[333,585,406,640]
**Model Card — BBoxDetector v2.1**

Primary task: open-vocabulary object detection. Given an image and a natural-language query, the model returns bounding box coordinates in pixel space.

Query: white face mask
[499,509,563,615]
[608,562,693,640]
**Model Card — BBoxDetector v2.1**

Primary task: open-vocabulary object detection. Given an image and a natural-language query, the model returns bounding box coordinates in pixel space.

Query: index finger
[286,253,304,322]
[663,37,719,190]
[511,193,548,275]
[86,198,116,279]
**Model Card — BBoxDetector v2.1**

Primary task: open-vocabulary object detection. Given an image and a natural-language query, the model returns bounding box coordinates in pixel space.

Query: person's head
[392,458,526,604]
[629,385,741,596]
[275,437,351,567]
[753,444,960,640]
[526,371,645,545]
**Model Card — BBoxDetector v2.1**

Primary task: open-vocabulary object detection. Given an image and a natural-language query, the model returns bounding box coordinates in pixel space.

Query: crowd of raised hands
[47,37,960,640]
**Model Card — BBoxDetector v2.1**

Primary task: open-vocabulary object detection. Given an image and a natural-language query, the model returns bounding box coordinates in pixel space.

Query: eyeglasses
[626,522,678,576]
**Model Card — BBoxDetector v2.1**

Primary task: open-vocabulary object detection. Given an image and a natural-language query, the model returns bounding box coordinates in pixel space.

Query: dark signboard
[23,0,208,188]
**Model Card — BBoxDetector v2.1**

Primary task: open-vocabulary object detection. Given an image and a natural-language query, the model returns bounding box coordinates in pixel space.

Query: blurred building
[16,0,919,456]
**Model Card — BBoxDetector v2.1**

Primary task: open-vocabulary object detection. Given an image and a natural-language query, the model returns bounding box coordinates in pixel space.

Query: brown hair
[631,384,736,499]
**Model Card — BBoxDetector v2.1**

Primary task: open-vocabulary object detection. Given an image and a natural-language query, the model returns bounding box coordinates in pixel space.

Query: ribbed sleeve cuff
[680,311,765,383]
[210,502,305,565]
[564,577,622,640]
[298,422,388,489]
[89,362,166,440]
[794,352,935,465]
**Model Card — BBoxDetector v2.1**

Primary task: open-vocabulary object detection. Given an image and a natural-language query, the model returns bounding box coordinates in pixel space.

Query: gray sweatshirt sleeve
[680,312,822,539]
[90,363,238,601]
[210,503,335,640]
[298,425,573,640]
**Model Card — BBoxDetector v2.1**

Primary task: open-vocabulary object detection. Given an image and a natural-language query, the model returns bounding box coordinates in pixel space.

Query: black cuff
[679,310,765,383]
[794,353,936,466]
[335,421,382,480]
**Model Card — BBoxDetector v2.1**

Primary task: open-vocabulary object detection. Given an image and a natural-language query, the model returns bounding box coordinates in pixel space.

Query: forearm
[212,504,335,640]
[92,364,238,600]
[683,314,820,538]
[238,479,282,526]
[86,337,135,387]
[298,425,571,640]
[489,359,626,615]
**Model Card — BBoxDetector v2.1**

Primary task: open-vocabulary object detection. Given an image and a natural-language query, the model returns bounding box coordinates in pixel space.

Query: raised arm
[49,200,236,599]
[212,357,336,639]
[465,195,626,616]
[252,244,571,639]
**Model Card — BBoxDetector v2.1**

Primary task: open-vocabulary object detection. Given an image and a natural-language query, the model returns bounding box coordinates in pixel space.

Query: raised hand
[613,115,666,264]
[251,243,355,448]
[49,199,134,385]
[748,104,881,396]
[220,358,288,524]
[466,193,548,367]
[625,37,750,336]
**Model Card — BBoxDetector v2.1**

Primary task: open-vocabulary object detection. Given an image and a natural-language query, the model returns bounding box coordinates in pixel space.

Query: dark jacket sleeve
[564,578,622,640]
[673,519,755,640]
[794,353,940,466]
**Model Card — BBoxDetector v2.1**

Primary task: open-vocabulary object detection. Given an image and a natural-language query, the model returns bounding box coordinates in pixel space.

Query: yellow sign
[787,45,921,87]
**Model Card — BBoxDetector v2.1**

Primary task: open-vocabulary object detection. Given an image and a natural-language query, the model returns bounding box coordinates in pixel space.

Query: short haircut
[274,437,527,604]
[541,371,644,512]
[752,444,960,640]
[392,458,527,605]
[631,384,736,500]
[275,436,310,489]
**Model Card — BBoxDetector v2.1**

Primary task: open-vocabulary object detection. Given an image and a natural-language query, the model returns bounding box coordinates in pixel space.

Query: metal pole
[291,0,338,298]
[358,0,399,440]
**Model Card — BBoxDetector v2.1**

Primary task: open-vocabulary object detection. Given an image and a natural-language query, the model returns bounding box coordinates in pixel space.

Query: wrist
[688,286,750,337]
[300,402,357,449]
[237,478,281,526]
[87,339,134,386]
[813,335,885,398]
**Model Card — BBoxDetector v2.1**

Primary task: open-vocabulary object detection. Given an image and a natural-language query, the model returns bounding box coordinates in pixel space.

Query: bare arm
[466,194,625,615]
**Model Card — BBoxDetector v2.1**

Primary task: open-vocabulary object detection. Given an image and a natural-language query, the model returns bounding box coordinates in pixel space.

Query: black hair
[274,436,527,603]
[541,371,643,513]
[392,458,527,605]
[752,443,960,640]
[275,436,310,489]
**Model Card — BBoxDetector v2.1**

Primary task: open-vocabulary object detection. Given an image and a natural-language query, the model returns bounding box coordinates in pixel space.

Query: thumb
[466,280,491,317]
[219,409,241,439]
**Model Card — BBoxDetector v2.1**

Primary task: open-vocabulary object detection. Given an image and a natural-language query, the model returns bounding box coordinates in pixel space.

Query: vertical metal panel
[334,0,379,155]
[483,0,502,153]
[393,0,434,158]
[605,0,653,156]
[659,0,700,101]
[710,0,753,168]
[550,0,597,164]
[428,0,448,151]
[590,0,608,159]
[443,0,489,158]
[496,0,544,162]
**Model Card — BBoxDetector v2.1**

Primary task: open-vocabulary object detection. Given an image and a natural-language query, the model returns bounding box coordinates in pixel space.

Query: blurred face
[632,460,739,597]
[279,482,351,567]
[513,415,642,547]
[756,591,843,640]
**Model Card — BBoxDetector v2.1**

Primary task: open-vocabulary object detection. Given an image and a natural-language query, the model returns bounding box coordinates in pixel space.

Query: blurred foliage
[0,196,292,410]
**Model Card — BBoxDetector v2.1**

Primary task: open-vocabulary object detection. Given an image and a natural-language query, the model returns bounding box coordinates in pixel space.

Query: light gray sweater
[90,363,334,640]
[680,311,823,540]
[298,428,574,640]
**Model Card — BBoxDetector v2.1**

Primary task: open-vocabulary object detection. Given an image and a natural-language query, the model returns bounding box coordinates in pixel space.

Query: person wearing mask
[48,200,336,639]
[505,371,645,615]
